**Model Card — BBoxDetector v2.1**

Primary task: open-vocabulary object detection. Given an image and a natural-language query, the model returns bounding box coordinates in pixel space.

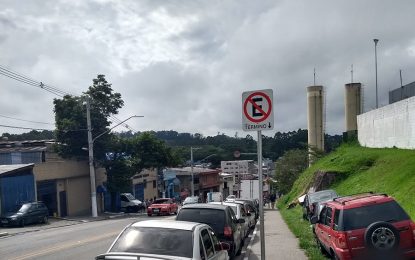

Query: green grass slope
[278,144,415,260]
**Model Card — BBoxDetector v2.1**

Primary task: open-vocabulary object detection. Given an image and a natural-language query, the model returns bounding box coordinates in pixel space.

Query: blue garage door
[0,174,35,214]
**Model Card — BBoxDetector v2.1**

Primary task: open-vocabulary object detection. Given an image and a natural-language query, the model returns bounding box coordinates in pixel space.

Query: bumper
[147,208,170,215]
[0,218,19,226]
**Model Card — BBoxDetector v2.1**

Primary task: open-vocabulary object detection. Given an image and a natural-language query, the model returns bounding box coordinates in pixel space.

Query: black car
[301,189,338,220]
[0,201,49,227]
[176,203,244,259]
[235,198,259,221]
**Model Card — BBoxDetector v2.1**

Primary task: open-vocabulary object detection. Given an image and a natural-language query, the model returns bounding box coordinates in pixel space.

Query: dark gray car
[0,201,49,227]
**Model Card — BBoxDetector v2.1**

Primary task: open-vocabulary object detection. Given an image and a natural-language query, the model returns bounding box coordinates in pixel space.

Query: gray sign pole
[257,130,265,260]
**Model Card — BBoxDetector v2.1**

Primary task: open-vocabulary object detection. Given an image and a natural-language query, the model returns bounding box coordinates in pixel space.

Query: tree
[53,74,124,161]
[274,149,308,194]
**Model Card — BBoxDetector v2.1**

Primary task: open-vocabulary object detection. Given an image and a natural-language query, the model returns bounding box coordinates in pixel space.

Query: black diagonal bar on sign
[248,97,267,118]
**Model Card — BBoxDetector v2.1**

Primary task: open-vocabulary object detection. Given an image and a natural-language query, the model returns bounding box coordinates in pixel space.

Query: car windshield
[309,191,337,203]
[110,227,193,258]
[124,194,135,200]
[184,197,197,203]
[342,201,410,230]
[153,199,170,204]
[177,208,225,235]
[16,204,31,213]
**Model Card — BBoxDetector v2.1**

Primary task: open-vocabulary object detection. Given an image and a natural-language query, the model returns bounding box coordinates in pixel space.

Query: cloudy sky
[1,0,415,138]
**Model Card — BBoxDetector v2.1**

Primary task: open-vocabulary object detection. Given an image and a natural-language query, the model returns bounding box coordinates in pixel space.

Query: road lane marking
[9,230,120,260]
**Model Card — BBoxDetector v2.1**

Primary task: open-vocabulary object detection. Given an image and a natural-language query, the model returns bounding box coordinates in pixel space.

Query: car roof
[210,202,241,208]
[327,194,393,209]
[131,220,205,231]
[180,203,229,210]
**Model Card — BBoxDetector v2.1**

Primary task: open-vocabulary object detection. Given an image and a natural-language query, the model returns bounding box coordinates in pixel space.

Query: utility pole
[374,39,379,109]
[86,97,98,218]
[86,96,142,217]
[190,147,200,196]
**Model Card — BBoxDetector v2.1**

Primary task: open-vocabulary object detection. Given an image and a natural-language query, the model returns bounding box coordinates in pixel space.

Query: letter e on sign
[242,89,274,131]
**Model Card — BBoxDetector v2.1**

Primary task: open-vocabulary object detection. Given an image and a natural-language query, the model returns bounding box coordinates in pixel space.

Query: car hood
[1,212,22,218]
[96,252,190,260]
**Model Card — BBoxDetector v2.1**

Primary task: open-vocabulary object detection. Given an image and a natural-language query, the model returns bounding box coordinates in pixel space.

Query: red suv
[311,193,415,260]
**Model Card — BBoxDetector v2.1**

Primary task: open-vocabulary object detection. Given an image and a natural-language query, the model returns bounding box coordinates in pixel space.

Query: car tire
[147,214,152,217]
[315,236,328,256]
[364,221,400,252]
[41,216,48,224]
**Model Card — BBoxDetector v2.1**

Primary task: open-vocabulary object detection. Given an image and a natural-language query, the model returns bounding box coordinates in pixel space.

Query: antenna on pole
[314,68,316,85]
[351,64,354,83]
[400,69,403,88]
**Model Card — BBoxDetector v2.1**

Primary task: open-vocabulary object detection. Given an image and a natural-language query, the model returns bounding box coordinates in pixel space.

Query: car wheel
[147,213,152,217]
[41,216,48,224]
[330,249,340,260]
[364,221,400,252]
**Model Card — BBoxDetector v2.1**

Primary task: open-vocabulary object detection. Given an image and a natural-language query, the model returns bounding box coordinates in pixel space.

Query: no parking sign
[242,89,274,131]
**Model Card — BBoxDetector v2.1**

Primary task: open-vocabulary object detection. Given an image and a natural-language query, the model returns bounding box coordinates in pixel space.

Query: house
[0,139,106,217]
[131,168,159,201]
[0,164,36,216]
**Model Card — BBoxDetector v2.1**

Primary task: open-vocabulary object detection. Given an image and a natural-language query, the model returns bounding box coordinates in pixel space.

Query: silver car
[96,220,230,260]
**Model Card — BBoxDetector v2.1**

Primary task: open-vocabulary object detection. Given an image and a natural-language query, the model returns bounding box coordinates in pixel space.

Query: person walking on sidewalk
[270,193,276,209]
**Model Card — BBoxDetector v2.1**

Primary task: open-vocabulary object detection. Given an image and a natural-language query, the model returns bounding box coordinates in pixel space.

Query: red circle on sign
[243,92,272,123]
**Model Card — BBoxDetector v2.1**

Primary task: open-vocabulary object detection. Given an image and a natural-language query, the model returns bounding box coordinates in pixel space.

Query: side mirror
[310,216,318,224]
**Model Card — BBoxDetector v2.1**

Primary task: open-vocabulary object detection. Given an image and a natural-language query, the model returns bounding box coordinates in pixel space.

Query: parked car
[96,220,230,260]
[235,198,259,222]
[209,202,250,239]
[225,195,236,202]
[232,200,256,229]
[147,198,178,216]
[0,201,49,227]
[120,193,144,213]
[302,189,338,220]
[176,203,244,259]
[182,196,202,205]
[311,193,415,260]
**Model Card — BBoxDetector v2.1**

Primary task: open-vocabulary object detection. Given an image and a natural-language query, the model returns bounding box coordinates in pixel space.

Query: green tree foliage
[53,75,124,161]
[274,149,308,194]
[1,130,55,141]
[128,132,181,174]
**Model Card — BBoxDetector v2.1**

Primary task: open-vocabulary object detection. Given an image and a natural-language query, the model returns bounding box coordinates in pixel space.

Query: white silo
[344,83,362,132]
[307,86,325,154]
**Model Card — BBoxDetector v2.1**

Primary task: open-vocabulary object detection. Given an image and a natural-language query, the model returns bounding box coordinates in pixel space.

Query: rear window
[110,227,193,258]
[342,201,410,231]
[177,208,225,235]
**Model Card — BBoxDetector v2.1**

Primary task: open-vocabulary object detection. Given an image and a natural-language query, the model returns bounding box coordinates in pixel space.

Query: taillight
[224,226,232,238]
[335,232,348,249]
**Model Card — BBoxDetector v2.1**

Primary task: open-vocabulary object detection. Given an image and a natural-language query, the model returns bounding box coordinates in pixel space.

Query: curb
[0,232,9,237]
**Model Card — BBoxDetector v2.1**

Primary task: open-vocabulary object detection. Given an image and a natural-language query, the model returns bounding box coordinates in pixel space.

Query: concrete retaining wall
[357,96,415,148]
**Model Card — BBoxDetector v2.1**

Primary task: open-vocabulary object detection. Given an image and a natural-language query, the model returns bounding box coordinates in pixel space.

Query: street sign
[242,89,274,131]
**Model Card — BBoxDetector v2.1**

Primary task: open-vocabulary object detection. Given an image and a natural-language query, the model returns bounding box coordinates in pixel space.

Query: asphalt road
[0,215,254,260]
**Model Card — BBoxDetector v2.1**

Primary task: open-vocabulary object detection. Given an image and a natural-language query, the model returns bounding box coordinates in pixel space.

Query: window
[199,236,206,260]
[201,229,214,258]
[325,207,333,226]
[333,209,340,230]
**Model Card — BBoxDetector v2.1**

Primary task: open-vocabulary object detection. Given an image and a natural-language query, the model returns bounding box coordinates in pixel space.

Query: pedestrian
[270,193,276,210]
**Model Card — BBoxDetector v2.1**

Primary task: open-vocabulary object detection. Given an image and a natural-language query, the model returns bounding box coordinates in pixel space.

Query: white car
[96,220,230,260]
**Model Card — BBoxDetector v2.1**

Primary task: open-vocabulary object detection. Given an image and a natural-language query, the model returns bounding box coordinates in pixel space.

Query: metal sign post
[242,89,274,260]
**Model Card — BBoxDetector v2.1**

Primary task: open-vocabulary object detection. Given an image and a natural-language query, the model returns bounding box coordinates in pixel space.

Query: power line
[0,124,54,131]
[0,64,135,132]
[0,114,54,125]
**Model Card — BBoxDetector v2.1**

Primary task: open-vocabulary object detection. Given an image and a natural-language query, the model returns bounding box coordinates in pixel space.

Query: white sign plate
[242,89,274,131]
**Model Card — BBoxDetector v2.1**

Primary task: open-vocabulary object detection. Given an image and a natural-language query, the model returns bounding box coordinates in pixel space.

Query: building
[0,139,106,217]
[131,168,159,202]
[221,160,255,175]
[389,81,415,104]
[0,164,36,215]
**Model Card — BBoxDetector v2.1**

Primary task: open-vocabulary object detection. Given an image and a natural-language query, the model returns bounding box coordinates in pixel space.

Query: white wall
[358,96,415,149]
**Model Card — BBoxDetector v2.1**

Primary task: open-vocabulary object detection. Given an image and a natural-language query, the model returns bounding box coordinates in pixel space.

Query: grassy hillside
[278,143,415,259]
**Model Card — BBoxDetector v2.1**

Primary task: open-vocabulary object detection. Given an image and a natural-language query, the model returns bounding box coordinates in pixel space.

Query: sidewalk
[244,208,307,260]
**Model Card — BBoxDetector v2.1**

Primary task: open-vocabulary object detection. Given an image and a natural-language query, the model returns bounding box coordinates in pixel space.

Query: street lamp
[86,98,143,217]
[374,39,379,109]
[190,147,201,196]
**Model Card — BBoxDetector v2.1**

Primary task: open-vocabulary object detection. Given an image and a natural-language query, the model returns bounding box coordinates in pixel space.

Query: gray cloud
[1,0,415,137]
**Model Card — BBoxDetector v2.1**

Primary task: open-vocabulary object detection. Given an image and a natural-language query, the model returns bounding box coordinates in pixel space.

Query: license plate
[1,220,8,224]
[153,209,159,213]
